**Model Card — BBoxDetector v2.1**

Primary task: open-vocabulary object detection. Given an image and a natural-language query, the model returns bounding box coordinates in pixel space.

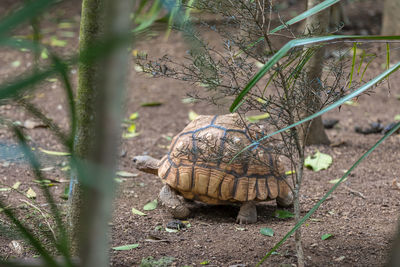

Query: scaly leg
[236,201,257,224]
[159,184,190,219]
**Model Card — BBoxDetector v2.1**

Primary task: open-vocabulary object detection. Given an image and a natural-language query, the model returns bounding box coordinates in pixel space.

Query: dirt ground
[0,0,400,266]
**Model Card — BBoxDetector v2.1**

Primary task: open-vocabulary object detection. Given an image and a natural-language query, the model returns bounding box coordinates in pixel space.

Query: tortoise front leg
[236,201,257,224]
[159,184,190,219]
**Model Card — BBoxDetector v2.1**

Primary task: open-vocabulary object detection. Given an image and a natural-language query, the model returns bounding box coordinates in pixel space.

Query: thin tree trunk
[301,0,330,146]
[67,0,132,265]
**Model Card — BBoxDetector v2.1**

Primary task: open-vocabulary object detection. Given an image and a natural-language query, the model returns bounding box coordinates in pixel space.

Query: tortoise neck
[141,156,160,175]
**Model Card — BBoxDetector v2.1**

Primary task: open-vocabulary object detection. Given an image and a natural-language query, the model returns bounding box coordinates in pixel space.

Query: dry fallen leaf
[391,179,400,190]
[9,240,23,255]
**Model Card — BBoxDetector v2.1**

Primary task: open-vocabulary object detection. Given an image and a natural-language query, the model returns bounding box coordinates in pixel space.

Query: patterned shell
[158,113,291,204]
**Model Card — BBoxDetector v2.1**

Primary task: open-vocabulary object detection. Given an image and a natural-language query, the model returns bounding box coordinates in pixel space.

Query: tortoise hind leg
[236,201,257,224]
[159,185,190,219]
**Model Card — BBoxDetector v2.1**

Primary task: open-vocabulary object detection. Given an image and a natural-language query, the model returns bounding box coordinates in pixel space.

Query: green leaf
[112,244,139,250]
[60,31,75,38]
[11,61,21,68]
[140,101,162,107]
[122,132,140,139]
[40,49,48,59]
[344,100,358,106]
[285,170,295,175]
[321,233,333,240]
[12,182,21,190]
[394,114,400,121]
[328,177,347,184]
[274,210,295,219]
[50,36,67,47]
[132,207,146,216]
[304,151,332,172]
[58,22,74,29]
[38,148,70,156]
[116,171,137,178]
[26,188,36,199]
[127,123,136,133]
[129,112,139,120]
[188,110,199,121]
[0,188,11,192]
[246,113,270,123]
[200,260,209,265]
[143,199,158,211]
[260,227,274,237]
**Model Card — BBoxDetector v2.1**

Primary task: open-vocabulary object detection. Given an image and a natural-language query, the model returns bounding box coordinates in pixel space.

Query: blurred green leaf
[127,123,136,133]
[132,207,146,216]
[321,233,333,240]
[116,171,137,178]
[50,36,67,47]
[274,210,294,219]
[246,113,270,123]
[188,110,198,121]
[26,188,37,199]
[39,148,70,156]
[58,22,74,29]
[394,114,400,121]
[122,132,140,139]
[12,182,21,190]
[305,151,332,172]
[329,177,347,184]
[200,260,209,265]
[260,227,274,237]
[11,61,21,68]
[112,244,139,250]
[143,199,158,211]
[129,112,139,120]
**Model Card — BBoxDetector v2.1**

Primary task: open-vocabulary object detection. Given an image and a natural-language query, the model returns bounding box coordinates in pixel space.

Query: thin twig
[19,199,56,240]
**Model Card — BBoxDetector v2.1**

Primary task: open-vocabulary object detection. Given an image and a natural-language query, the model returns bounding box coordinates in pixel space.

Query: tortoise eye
[133,158,137,163]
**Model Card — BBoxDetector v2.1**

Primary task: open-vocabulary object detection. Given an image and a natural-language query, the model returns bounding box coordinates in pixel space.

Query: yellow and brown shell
[158,113,291,204]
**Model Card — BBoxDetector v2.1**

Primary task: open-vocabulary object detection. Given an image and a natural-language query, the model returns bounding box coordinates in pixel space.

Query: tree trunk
[67,0,132,265]
[301,0,330,146]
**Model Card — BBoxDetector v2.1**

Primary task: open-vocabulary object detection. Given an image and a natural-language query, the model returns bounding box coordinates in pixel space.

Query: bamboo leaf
[230,60,400,163]
[348,43,357,89]
[230,35,400,113]
[269,0,340,34]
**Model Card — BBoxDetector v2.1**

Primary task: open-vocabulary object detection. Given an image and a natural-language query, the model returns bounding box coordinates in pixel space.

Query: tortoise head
[132,155,160,176]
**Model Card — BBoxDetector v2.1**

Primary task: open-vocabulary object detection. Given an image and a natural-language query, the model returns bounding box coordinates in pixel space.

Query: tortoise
[132,113,293,224]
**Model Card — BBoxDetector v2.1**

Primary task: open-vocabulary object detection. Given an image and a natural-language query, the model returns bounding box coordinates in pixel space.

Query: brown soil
[0,1,399,266]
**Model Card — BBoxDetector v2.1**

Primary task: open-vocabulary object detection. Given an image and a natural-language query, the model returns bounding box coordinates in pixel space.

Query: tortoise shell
[158,113,291,204]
